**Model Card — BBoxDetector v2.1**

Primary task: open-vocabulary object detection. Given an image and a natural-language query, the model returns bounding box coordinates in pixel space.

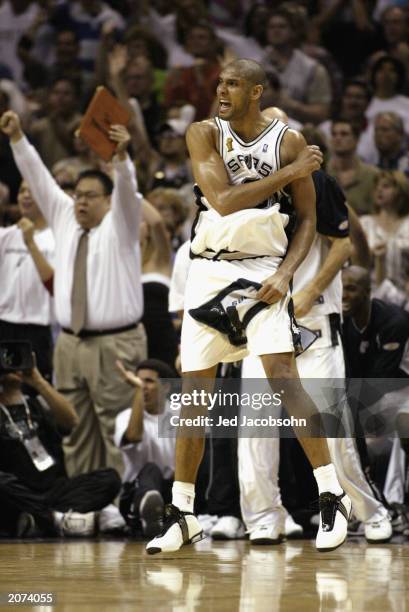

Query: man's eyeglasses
[73,191,105,202]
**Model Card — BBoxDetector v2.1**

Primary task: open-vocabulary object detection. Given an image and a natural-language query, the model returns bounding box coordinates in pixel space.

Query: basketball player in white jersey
[239,163,392,545]
[147,59,351,554]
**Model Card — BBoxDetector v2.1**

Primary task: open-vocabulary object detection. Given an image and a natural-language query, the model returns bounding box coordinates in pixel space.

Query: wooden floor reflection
[1,538,409,611]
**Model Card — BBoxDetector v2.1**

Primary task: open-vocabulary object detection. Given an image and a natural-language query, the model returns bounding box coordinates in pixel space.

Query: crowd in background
[1,0,409,540]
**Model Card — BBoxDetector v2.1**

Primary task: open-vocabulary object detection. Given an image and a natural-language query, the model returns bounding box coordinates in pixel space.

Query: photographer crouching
[0,341,121,538]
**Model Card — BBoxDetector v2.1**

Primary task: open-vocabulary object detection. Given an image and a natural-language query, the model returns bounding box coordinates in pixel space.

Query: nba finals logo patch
[226,137,234,152]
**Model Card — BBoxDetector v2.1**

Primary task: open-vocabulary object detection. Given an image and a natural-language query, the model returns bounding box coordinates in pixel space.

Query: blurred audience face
[247,4,269,41]
[331,122,357,155]
[56,30,79,65]
[148,190,184,237]
[374,114,404,154]
[373,60,400,94]
[266,15,294,49]
[49,79,77,117]
[184,25,215,59]
[125,58,154,99]
[382,7,408,45]
[342,268,370,317]
[341,84,369,119]
[79,0,101,16]
[373,175,399,210]
[137,368,165,414]
[17,181,42,222]
[158,128,186,159]
[176,0,205,23]
[73,177,110,229]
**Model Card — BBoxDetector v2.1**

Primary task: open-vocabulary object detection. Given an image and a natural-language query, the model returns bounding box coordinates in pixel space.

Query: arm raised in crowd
[109,124,142,241]
[0,111,73,229]
[18,217,54,284]
[116,360,144,444]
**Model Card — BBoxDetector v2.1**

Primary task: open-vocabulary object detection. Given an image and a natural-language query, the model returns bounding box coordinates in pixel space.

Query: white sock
[172,481,195,513]
[313,463,343,496]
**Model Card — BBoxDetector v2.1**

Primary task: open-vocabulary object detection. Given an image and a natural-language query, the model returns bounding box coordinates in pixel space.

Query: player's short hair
[223,59,266,88]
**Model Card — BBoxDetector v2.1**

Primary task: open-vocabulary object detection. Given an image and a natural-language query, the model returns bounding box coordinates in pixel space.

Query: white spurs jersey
[215,116,288,203]
[191,117,291,260]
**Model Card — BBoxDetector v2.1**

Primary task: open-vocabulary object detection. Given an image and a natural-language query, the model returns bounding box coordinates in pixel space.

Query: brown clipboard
[78,86,130,162]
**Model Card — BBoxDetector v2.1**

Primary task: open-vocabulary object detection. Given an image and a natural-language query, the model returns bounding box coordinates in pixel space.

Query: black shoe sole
[250,534,285,546]
[140,491,164,539]
[365,537,392,544]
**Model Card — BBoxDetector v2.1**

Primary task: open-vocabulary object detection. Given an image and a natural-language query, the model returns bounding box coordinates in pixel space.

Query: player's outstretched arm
[186,121,322,217]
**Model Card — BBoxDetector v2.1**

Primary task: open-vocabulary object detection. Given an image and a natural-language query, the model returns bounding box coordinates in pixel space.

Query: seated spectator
[319,79,372,161]
[29,78,82,169]
[115,359,176,537]
[164,21,222,121]
[141,0,210,69]
[360,170,409,291]
[47,29,94,102]
[363,55,409,164]
[140,198,178,369]
[0,0,42,86]
[214,3,268,63]
[123,24,168,71]
[327,120,380,215]
[315,0,383,78]
[124,56,164,145]
[260,6,332,124]
[0,351,121,538]
[342,266,409,501]
[0,180,54,382]
[369,6,409,91]
[374,111,409,174]
[147,120,193,193]
[49,0,124,77]
[146,187,189,254]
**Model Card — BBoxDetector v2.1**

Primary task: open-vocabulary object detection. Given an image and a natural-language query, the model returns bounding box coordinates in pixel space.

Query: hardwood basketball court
[1,538,408,611]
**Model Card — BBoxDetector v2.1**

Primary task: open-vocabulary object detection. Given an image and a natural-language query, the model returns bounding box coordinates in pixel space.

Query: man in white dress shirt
[0,180,54,382]
[0,110,146,478]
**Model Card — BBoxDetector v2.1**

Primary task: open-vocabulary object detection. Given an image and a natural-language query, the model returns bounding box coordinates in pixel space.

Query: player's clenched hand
[292,145,323,179]
[292,288,316,319]
[0,110,23,143]
[256,272,290,304]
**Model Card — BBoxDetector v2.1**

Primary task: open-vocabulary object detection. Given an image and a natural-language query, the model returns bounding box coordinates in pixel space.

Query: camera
[0,341,34,374]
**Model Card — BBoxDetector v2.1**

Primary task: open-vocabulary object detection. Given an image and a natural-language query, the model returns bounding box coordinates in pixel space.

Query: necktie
[71,231,89,335]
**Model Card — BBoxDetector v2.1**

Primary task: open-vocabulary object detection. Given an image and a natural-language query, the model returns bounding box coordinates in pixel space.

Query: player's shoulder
[186,119,218,148]
[187,119,218,137]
